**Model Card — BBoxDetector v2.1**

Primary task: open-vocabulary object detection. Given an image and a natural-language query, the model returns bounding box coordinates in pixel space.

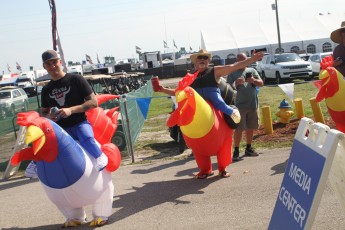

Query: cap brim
[43,57,60,63]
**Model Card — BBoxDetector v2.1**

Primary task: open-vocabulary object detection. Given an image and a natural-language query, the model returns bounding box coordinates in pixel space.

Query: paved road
[1,147,344,229]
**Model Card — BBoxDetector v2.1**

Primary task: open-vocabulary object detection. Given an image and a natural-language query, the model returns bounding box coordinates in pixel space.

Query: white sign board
[269,118,344,230]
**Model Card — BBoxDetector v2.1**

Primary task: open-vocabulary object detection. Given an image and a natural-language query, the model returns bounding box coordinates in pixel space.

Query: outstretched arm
[159,87,176,96]
[214,51,264,81]
[152,76,176,96]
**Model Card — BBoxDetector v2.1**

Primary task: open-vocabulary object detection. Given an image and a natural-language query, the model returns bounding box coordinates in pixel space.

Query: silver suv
[257,53,312,84]
[0,86,29,119]
[308,52,332,76]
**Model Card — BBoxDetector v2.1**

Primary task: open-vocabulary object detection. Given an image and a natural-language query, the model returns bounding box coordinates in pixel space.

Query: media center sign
[269,118,343,230]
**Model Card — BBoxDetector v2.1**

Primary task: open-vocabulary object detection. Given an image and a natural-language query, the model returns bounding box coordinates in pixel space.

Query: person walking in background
[331,21,345,76]
[227,53,264,161]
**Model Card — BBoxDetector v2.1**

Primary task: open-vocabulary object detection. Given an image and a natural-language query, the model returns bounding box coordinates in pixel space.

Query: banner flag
[135,46,142,54]
[48,0,57,51]
[173,40,178,49]
[56,30,67,72]
[163,40,169,48]
[278,83,294,102]
[97,53,100,64]
[7,64,11,72]
[135,97,152,119]
[48,0,67,72]
[86,54,93,64]
[16,62,22,71]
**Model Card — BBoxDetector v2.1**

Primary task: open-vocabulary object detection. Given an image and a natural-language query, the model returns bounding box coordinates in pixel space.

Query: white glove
[231,109,241,124]
[95,153,108,171]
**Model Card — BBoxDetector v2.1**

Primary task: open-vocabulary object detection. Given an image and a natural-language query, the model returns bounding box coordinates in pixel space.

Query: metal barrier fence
[0,77,154,172]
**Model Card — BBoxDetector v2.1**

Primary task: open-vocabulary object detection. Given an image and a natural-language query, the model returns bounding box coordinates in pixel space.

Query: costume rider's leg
[199,87,237,128]
[199,88,234,116]
[65,120,103,159]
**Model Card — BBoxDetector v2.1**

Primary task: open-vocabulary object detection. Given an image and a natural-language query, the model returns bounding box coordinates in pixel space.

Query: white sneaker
[25,161,38,178]
[95,153,108,171]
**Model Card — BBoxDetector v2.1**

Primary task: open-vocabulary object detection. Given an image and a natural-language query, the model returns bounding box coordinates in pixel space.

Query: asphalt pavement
[1,147,345,230]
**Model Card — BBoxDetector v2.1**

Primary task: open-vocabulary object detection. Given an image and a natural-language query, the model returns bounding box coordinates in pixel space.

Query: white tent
[201,14,344,58]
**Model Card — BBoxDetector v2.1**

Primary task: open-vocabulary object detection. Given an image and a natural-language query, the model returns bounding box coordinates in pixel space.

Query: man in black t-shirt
[41,72,94,128]
[25,50,108,180]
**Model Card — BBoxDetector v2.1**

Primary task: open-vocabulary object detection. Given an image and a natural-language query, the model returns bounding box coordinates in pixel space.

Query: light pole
[272,0,282,54]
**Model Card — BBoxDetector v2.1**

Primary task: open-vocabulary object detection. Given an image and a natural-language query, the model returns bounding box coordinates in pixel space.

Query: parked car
[16,77,37,97]
[308,52,333,76]
[299,53,312,61]
[258,53,312,84]
[0,86,29,119]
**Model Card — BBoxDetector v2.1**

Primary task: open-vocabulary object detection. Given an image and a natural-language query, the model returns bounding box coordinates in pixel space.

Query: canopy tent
[201,14,344,57]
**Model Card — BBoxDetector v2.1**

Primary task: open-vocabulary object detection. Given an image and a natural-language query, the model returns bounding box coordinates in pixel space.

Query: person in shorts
[227,53,264,161]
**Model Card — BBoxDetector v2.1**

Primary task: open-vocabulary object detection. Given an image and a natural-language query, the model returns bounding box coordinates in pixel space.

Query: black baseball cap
[42,50,60,63]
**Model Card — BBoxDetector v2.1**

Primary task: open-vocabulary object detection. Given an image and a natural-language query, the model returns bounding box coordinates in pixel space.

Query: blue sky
[0,0,344,74]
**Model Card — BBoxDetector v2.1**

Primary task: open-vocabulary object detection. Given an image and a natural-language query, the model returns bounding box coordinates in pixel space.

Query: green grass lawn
[0,80,331,174]
[258,81,329,123]
[146,81,329,125]
[140,80,330,150]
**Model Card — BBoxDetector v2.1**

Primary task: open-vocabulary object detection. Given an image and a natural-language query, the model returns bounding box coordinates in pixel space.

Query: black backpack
[219,78,236,105]
[218,78,239,129]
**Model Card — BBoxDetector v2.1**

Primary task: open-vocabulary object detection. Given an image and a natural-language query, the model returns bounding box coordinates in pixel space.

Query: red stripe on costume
[327,108,345,133]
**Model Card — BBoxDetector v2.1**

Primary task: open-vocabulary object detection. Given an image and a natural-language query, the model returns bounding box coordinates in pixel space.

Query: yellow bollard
[294,98,305,119]
[261,106,273,134]
[309,97,325,124]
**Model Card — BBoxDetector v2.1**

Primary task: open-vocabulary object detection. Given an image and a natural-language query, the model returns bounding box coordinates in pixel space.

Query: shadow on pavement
[131,158,194,175]
[270,159,288,175]
[0,177,38,191]
[110,173,221,225]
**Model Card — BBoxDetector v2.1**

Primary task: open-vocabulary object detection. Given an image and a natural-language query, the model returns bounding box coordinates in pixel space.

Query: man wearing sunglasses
[153,49,263,178]
[156,49,264,125]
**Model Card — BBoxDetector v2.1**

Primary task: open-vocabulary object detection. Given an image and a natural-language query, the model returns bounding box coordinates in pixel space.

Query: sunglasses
[197,56,209,60]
